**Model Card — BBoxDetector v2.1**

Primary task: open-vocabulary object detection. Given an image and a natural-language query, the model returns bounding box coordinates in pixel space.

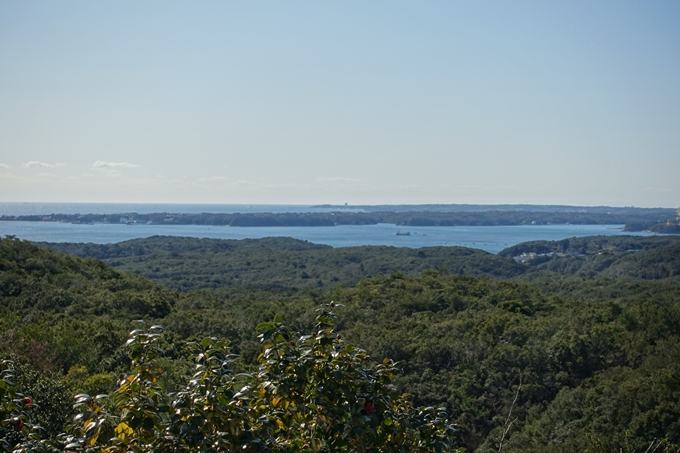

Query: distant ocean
[0,202,349,216]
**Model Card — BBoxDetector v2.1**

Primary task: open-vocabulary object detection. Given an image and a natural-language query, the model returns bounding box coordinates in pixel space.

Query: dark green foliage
[600,242,680,279]
[507,336,680,452]
[323,272,680,451]
[3,235,680,451]
[41,236,527,292]
[499,235,680,258]
[11,361,73,439]
[0,236,175,319]
[500,236,680,279]
[5,313,461,452]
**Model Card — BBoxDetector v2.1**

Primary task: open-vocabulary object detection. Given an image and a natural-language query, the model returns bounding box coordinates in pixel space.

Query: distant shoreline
[0,208,675,232]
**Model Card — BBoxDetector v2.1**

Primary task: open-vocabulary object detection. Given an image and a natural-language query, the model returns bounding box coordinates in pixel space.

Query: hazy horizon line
[0,201,676,209]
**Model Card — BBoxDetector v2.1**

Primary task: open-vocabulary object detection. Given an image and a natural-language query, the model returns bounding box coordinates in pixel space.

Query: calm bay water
[0,221,651,254]
[0,203,655,253]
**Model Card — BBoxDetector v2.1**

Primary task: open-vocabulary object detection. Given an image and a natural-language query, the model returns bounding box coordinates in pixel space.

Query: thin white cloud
[316,177,362,182]
[234,180,258,187]
[92,161,140,168]
[0,163,9,169]
[105,171,123,178]
[196,176,228,183]
[23,161,65,168]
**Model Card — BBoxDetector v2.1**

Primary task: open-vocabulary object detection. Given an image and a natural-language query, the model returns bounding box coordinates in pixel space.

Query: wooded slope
[2,236,680,451]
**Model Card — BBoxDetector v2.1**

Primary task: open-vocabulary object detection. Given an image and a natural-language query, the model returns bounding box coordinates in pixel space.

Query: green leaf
[256,322,274,332]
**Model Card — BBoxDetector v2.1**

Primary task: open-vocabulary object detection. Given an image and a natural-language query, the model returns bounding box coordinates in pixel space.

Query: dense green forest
[2,235,680,452]
[499,235,680,274]
[42,236,526,293]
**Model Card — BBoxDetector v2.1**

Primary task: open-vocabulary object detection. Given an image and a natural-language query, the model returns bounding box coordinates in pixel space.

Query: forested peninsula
[1,206,677,230]
[2,234,680,451]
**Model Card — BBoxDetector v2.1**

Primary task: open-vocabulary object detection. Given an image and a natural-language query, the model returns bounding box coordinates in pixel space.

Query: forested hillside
[499,235,680,258]
[42,236,526,293]
[2,235,680,451]
[499,235,680,278]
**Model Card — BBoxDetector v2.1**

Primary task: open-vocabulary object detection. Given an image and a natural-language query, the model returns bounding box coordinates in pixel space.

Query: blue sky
[1,1,679,206]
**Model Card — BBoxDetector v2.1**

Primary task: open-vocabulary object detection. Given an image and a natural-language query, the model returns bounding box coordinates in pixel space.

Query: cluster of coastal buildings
[511,251,582,264]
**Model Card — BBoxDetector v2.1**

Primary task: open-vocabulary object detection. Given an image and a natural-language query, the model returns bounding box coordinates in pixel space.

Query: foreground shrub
[4,304,460,452]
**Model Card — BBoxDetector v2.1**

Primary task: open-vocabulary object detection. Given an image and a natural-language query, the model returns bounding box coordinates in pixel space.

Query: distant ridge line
[311,204,675,214]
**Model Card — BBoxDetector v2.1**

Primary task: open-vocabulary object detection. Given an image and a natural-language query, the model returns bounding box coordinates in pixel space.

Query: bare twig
[498,372,522,453]
[645,438,661,453]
